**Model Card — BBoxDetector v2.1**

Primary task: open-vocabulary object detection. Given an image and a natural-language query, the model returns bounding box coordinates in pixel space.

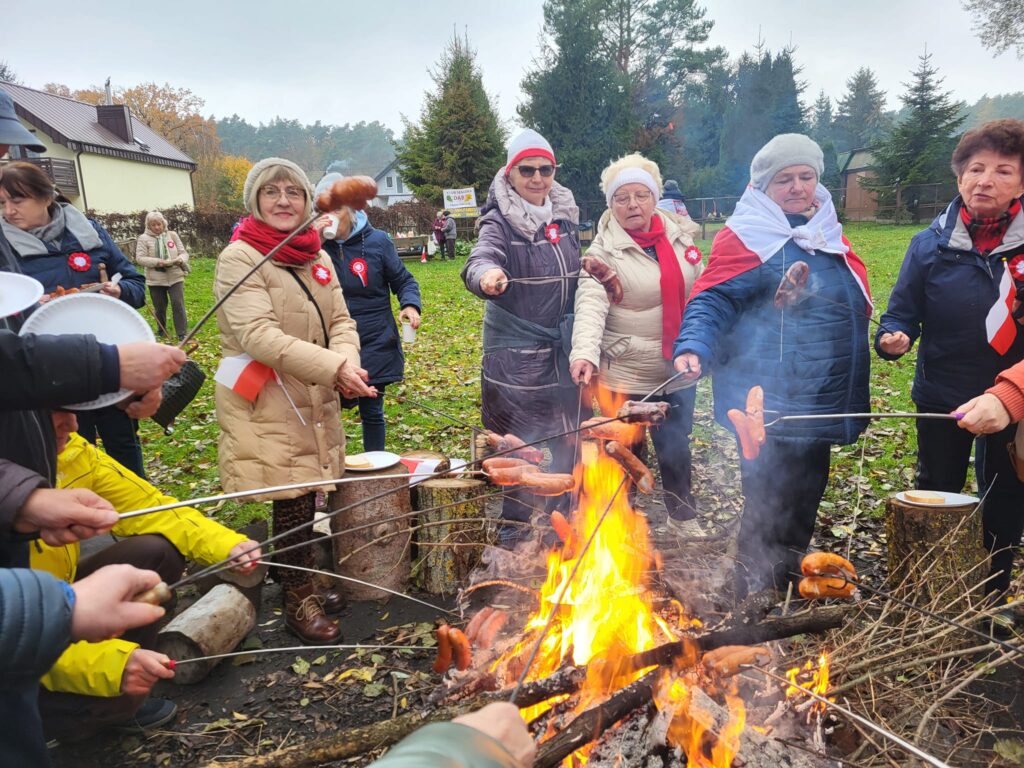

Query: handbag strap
[287,269,329,348]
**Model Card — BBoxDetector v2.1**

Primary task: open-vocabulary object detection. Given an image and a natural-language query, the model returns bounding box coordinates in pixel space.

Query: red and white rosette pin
[349,257,368,287]
[166,240,175,250]
[68,252,92,272]
[1010,254,1024,282]
[544,223,561,244]
[683,245,703,265]
[312,263,332,285]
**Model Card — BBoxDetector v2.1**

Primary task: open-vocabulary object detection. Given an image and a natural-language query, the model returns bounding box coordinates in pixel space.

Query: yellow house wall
[77,154,194,213]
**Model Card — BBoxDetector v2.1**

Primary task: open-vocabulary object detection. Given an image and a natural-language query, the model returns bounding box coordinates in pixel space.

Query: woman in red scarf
[569,154,705,535]
[877,120,1024,604]
[214,157,375,644]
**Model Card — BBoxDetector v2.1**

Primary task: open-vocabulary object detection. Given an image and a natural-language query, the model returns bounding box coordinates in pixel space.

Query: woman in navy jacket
[317,177,422,451]
[0,162,149,478]
[876,119,1024,597]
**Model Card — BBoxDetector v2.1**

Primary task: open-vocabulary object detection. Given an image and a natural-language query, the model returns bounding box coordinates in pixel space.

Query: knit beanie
[749,134,824,191]
[243,157,314,222]
[662,180,684,201]
[505,129,555,175]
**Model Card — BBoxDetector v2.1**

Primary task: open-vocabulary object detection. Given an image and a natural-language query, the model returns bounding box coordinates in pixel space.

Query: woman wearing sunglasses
[462,129,582,547]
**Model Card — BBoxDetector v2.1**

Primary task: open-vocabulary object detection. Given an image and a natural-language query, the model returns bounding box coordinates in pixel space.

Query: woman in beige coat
[215,157,375,644]
[135,211,190,340]
[569,154,704,535]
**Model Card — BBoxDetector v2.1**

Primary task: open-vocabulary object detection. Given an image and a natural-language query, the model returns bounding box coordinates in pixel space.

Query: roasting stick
[172,644,427,667]
[763,411,962,428]
[742,666,953,768]
[393,394,486,433]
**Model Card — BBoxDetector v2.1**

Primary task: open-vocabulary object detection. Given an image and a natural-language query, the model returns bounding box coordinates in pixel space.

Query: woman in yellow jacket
[31,411,260,740]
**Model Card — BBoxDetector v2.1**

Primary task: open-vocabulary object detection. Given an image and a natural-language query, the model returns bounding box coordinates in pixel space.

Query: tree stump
[414,477,487,594]
[885,493,989,601]
[330,462,411,602]
[156,584,256,684]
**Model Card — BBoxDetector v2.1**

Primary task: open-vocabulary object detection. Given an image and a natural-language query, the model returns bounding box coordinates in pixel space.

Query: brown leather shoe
[284,583,340,644]
[313,573,345,615]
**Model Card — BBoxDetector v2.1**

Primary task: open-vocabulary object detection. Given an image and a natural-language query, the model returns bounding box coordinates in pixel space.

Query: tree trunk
[330,462,411,601]
[885,494,989,600]
[414,477,487,594]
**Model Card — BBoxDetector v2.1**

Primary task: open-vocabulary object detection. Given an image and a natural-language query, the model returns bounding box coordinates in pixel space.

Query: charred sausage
[581,418,641,443]
[605,441,655,494]
[801,552,858,582]
[433,625,453,673]
[582,256,624,304]
[616,400,670,425]
[773,260,810,308]
[448,627,472,671]
[464,607,496,644]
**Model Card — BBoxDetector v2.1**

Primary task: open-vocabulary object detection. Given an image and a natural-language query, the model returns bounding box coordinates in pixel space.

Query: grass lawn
[138,222,928,531]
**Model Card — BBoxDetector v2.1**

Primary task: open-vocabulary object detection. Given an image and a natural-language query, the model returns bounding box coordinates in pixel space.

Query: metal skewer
[742,665,953,768]
[173,644,427,667]
[393,394,486,433]
[763,411,963,428]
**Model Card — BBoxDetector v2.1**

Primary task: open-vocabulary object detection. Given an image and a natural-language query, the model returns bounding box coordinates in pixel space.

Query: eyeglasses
[611,190,653,206]
[259,185,306,201]
[515,164,556,178]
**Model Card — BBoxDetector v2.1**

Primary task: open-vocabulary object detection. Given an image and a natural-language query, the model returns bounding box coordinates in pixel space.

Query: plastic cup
[401,321,416,344]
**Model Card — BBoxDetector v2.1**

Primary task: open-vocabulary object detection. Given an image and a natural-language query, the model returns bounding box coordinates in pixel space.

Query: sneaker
[114,697,178,732]
[665,516,707,539]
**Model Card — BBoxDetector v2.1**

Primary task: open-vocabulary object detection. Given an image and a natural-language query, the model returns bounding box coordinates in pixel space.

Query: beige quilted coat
[135,231,190,286]
[214,241,361,500]
[570,210,704,395]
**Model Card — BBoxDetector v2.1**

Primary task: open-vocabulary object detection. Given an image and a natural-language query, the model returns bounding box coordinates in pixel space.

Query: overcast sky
[2,0,1021,135]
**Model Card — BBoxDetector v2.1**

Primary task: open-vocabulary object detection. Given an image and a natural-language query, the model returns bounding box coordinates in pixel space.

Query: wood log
[211,605,854,767]
[330,462,411,601]
[885,493,989,600]
[156,584,256,684]
[413,477,487,595]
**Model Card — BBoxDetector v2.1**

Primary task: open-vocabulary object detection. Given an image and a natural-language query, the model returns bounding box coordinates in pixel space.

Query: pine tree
[396,36,507,205]
[834,68,891,152]
[519,0,634,201]
[810,90,834,147]
[868,53,966,219]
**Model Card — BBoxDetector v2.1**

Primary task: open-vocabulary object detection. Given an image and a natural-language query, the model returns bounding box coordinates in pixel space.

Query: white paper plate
[19,293,155,410]
[0,272,44,318]
[894,490,979,507]
[345,450,402,472]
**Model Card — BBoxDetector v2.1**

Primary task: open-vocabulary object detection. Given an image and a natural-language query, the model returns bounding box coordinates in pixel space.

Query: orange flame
[659,675,746,767]
[786,651,831,712]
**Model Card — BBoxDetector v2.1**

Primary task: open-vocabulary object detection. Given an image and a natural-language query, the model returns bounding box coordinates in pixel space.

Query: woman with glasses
[214,158,375,644]
[673,134,871,599]
[462,129,582,547]
[569,154,704,536]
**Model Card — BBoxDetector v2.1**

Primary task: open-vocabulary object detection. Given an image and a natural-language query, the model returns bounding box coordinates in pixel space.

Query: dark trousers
[444,238,456,260]
[736,440,832,598]
[38,535,185,741]
[149,283,188,341]
[346,385,386,452]
[615,386,696,520]
[0,687,48,767]
[271,494,317,592]
[76,406,146,479]
[916,406,1024,595]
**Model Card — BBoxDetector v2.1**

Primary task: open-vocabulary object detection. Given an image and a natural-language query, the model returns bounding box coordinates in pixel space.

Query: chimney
[104,77,112,106]
[96,104,134,143]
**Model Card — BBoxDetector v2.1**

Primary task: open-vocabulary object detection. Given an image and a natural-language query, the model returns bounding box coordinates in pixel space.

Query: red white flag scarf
[985,259,1017,355]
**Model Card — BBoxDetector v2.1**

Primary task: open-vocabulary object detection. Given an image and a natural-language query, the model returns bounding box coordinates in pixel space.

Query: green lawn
[138,222,926,530]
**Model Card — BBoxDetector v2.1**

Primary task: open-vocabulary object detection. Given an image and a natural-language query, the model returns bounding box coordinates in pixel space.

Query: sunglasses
[515,164,556,178]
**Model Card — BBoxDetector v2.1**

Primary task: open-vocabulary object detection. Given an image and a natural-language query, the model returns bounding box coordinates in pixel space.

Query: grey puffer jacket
[462,171,581,440]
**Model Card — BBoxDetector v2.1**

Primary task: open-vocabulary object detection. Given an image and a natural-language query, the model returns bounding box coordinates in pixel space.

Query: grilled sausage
[501,433,545,464]
[581,418,641,443]
[519,472,576,497]
[315,175,378,212]
[798,576,856,600]
[448,627,472,671]
[702,645,772,678]
[774,260,810,308]
[475,609,508,650]
[746,386,766,445]
[616,400,670,425]
[582,255,624,304]
[433,625,453,673]
[482,457,531,472]
[465,607,496,644]
[727,409,762,461]
[487,464,543,486]
[605,441,655,494]
[801,552,858,582]
[550,511,573,543]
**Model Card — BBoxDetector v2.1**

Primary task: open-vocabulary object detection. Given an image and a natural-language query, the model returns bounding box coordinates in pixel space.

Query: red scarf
[627,213,686,359]
[960,198,1022,255]
[231,215,322,265]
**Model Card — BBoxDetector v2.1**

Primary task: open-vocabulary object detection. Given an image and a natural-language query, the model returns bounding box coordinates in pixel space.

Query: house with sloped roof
[373,158,414,208]
[839,148,878,221]
[0,82,196,213]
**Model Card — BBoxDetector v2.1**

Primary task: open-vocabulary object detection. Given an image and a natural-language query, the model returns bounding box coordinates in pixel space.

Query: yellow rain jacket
[31,433,247,697]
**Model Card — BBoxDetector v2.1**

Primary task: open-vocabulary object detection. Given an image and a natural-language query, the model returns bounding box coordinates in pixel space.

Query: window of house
[386,176,394,188]
[397,178,404,193]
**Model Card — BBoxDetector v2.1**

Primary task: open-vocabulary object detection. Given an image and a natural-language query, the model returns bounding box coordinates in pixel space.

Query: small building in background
[372,158,414,208]
[839,148,878,221]
[0,82,196,213]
